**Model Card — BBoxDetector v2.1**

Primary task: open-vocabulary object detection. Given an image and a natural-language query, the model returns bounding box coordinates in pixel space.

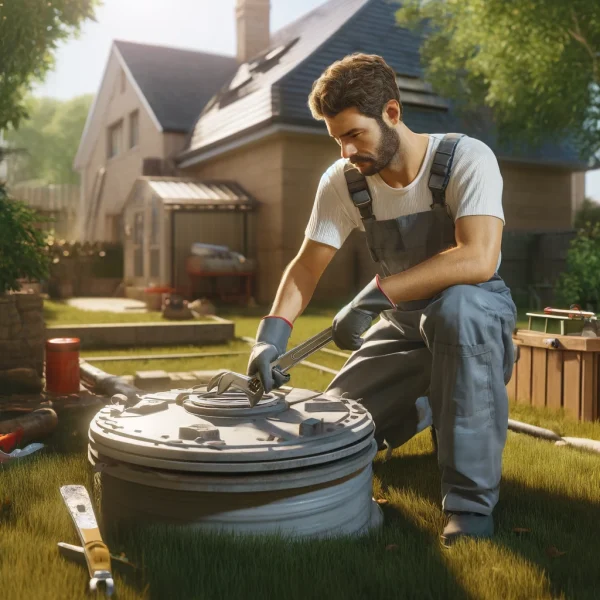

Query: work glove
[332,275,395,351]
[247,316,292,393]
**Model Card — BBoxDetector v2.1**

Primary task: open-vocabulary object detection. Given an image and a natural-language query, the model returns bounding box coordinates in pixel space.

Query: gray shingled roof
[181,0,587,169]
[115,40,238,133]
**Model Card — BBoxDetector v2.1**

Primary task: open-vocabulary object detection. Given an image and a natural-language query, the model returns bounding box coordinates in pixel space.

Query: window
[129,110,139,149]
[133,211,144,277]
[107,120,123,159]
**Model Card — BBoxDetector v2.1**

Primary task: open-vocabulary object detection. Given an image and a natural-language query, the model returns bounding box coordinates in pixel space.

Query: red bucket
[45,338,80,395]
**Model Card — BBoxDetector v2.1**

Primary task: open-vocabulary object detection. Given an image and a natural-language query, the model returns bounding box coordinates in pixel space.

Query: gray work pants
[326,279,517,514]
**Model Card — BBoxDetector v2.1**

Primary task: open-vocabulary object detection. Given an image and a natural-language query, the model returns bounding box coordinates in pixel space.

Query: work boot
[440,512,494,548]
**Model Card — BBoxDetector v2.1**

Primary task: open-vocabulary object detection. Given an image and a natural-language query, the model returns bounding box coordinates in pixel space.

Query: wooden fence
[8,183,79,240]
[499,230,576,308]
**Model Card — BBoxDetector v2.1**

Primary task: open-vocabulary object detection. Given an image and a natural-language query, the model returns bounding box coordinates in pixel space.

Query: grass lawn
[3,306,598,598]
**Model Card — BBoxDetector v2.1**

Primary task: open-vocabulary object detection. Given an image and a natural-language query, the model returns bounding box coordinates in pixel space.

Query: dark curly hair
[308,53,403,121]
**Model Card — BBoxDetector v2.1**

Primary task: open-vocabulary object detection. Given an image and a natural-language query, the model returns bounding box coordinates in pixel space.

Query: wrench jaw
[207,370,228,393]
[90,571,114,596]
[206,371,265,407]
[246,377,264,408]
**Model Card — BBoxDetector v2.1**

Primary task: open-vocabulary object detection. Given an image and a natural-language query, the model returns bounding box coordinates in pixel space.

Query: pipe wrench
[207,326,333,407]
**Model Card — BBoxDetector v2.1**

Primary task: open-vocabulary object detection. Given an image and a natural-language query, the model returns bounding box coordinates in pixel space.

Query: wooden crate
[507,330,600,421]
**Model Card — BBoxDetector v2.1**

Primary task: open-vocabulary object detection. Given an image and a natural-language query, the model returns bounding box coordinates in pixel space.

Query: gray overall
[326,134,517,515]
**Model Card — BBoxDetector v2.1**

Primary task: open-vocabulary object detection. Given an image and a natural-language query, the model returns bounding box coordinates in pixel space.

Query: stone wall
[0,293,45,377]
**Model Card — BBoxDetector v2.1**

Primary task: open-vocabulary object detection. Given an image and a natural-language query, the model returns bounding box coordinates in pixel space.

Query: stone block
[0,326,10,340]
[0,368,43,394]
[46,320,234,349]
[14,293,43,312]
[0,340,27,359]
[21,322,46,338]
[20,311,44,325]
[10,321,22,337]
[0,296,15,307]
[0,304,20,326]
[134,370,171,391]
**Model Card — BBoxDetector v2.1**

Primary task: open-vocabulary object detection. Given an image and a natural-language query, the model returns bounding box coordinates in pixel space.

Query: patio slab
[66,297,148,313]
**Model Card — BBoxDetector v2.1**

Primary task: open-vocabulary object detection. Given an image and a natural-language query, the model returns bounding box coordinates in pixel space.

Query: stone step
[134,369,223,392]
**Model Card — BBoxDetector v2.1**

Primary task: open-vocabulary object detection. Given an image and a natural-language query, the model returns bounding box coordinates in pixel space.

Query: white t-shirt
[305,133,504,270]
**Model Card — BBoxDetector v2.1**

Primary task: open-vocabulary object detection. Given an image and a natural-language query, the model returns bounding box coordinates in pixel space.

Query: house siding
[80,52,165,241]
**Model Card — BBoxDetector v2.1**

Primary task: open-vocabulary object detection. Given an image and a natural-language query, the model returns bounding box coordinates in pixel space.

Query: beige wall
[163,132,188,162]
[80,52,171,242]
[184,136,284,302]
[500,161,578,231]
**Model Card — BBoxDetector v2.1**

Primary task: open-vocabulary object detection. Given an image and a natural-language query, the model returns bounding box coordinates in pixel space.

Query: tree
[556,223,600,310]
[574,197,600,229]
[396,0,600,161]
[4,94,93,184]
[0,0,99,132]
[0,183,49,294]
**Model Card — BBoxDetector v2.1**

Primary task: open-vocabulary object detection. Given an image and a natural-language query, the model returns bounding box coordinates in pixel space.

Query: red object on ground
[45,338,81,395]
[0,428,24,453]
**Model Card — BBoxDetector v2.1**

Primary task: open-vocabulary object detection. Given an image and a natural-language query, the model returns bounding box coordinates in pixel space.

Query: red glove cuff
[261,315,293,330]
[375,274,395,307]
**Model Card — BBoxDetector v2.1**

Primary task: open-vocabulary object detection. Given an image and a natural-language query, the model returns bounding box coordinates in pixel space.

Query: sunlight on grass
[2,308,597,598]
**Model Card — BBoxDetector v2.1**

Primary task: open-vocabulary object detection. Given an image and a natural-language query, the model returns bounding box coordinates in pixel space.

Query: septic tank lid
[88,385,374,472]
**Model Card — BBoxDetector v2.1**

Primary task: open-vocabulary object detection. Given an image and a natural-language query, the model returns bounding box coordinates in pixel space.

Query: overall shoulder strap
[343,163,375,222]
[428,133,464,207]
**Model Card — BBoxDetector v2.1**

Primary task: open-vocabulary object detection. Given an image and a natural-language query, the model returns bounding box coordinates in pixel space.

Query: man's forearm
[379,245,495,304]
[268,259,320,323]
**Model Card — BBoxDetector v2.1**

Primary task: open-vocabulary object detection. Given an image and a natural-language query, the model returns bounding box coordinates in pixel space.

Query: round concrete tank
[89,386,383,538]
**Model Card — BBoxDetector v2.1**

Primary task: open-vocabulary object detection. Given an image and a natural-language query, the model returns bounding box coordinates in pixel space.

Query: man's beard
[350,118,400,176]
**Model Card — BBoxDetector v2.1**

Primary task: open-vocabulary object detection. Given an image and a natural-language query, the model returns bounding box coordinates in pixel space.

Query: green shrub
[0,183,50,294]
[574,198,600,229]
[555,222,600,310]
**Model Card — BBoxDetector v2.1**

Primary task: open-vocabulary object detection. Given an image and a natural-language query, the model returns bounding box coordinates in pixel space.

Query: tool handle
[82,534,112,575]
[273,327,333,374]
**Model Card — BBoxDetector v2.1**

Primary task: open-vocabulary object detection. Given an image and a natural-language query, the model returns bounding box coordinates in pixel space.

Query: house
[76,0,591,305]
[73,40,239,243]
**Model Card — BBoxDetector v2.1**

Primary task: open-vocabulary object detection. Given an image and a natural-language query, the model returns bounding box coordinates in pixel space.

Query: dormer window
[216,37,300,108]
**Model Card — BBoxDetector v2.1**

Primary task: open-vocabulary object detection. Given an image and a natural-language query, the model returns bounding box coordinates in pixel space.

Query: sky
[33,0,600,200]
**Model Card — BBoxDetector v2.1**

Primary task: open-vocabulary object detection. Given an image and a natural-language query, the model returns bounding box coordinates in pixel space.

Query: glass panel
[134,211,144,244]
[134,248,144,277]
[150,197,159,244]
[150,248,160,278]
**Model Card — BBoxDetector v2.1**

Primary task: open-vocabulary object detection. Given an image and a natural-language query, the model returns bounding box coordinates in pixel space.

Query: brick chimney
[236,0,270,63]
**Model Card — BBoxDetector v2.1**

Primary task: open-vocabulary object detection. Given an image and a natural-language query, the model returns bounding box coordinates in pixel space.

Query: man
[247,53,517,547]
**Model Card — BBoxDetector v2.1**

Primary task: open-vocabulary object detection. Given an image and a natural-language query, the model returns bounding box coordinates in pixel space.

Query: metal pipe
[79,360,142,403]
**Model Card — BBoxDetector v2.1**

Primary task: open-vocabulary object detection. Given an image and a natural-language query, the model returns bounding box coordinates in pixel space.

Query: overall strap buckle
[343,164,375,222]
[428,133,464,208]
